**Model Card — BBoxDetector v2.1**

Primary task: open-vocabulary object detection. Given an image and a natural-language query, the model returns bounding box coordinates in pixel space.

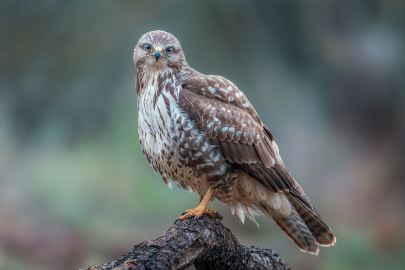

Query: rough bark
[84,212,291,270]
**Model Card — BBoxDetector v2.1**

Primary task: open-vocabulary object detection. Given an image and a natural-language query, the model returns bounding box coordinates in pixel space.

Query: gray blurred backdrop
[1,1,404,270]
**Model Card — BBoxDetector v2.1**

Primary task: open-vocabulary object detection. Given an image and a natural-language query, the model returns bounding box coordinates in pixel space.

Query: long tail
[234,171,336,254]
[258,198,321,254]
[286,192,336,247]
[257,191,336,254]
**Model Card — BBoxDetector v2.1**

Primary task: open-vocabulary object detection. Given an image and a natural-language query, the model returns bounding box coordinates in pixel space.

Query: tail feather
[258,202,320,255]
[287,193,336,246]
[233,170,336,254]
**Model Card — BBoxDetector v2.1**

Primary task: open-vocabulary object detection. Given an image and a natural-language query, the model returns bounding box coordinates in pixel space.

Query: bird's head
[133,30,187,72]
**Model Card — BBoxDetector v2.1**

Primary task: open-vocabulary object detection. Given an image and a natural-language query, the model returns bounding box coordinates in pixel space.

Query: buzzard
[133,30,335,254]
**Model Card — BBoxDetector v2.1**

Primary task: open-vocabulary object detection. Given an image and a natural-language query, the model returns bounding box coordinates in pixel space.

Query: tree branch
[84,212,291,270]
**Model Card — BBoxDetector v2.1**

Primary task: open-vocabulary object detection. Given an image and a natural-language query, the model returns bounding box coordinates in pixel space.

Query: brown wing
[179,72,301,193]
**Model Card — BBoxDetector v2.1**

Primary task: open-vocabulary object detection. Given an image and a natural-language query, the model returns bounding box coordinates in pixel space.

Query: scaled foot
[176,206,217,222]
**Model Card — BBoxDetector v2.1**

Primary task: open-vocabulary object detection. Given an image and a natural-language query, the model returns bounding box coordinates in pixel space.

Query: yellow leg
[177,188,217,221]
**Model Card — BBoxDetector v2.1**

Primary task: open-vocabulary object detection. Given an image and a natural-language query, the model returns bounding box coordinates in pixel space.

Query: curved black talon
[174,217,181,224]
[175,211,188,224]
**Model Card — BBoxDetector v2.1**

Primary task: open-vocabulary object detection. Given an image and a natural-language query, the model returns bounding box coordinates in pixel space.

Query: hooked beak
[154,46,162,62]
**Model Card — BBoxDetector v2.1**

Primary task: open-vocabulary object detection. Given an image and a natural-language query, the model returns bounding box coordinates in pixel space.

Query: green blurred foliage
[0,1,404,269]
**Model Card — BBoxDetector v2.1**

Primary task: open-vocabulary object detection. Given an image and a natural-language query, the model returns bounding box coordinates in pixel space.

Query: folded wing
[179,71,336,251]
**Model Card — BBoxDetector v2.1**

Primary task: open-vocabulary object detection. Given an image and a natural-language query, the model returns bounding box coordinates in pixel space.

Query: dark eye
[166,47,173,54]
[144,44,151,51]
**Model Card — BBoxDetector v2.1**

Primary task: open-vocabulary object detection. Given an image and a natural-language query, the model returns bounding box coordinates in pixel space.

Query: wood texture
[84,213,291,270]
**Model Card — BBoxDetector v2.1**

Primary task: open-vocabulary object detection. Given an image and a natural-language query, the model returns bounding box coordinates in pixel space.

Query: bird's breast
[137,73,182,173]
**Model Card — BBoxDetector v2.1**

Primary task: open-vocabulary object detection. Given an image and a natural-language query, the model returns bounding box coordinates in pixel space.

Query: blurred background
[1,1,404,269]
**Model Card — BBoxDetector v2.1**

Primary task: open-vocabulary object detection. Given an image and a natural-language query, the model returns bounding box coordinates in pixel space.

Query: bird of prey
[133,30,335,254]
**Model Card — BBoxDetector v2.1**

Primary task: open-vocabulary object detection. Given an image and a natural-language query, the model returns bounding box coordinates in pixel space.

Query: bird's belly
[138,123,209,194]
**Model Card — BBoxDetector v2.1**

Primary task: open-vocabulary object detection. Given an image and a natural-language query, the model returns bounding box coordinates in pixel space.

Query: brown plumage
[133,30,336,254]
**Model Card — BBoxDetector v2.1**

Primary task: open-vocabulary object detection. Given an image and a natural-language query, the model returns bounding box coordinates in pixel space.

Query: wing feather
[179,71,305,197]
[177,69,334,249]
[254,141,273,168]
